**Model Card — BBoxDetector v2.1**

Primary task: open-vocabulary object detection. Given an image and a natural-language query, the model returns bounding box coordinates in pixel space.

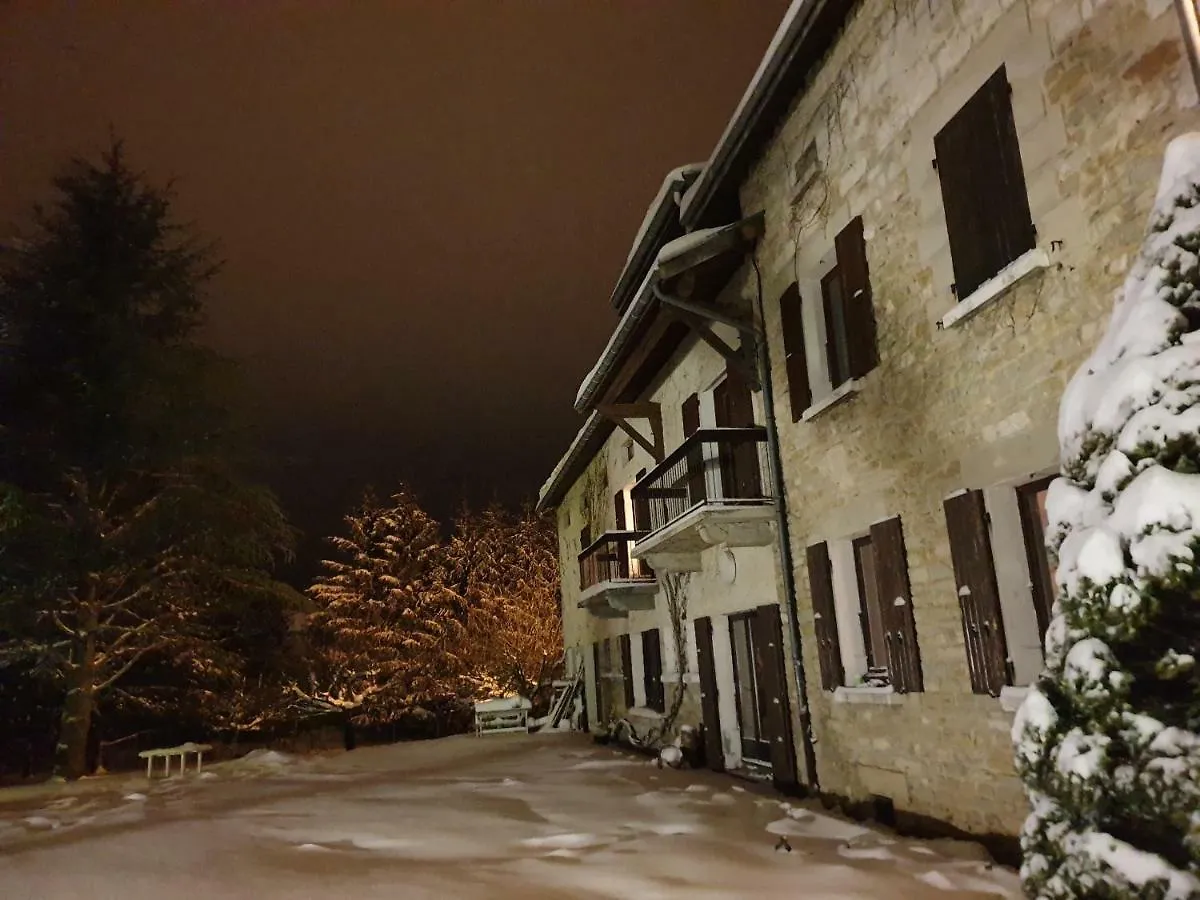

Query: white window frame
[797,241,866,422]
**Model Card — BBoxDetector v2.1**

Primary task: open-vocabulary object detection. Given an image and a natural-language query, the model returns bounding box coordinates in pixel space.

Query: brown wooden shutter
[835,216,878,379]
[682,393,706,504]
[641,629,664,712]
[935,66,1035,300]
[591,641,603,730]
[750,604,799,791]
[694,617,725,771]
[714,365,762,499]
[619,633,634,709]
[778,284,811,421]
[805,542,844,691]
[944,490,1010,696]
[869,516,923,693]
[632,467,649,532]
[613,490,626,531]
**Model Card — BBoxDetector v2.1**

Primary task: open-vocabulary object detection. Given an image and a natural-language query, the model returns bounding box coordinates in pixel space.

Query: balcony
[630,427,775,571]
[577,531,657,618]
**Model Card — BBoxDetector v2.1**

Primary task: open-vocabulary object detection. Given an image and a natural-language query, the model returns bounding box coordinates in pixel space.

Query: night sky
[1,1,788,583]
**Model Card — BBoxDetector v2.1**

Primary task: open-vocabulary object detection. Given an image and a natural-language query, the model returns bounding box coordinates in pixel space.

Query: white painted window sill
[801,378,864,422]
[833,685,902,706]
[999,685,1030,713]
[937,247,1051,330]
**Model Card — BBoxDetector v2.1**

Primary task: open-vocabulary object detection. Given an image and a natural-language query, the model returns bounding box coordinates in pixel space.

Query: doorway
[729,612,770,763]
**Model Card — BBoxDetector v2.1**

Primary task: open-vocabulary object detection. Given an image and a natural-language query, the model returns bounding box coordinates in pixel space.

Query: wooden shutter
[591,641,603,730]
[613,490,626,530]
[632,467,649,532]
[944,490,1010,696]
[619,633,635,709]
[714,365,762,499]
[869,516,923,693]
[694,617,725,771]
[778,284,811,421]
[641,629,664,712]
[751,604,799,790]
[935,66,1035,300]
[835,216,878,379]
[805,542,844,691]
[682,393,706,505]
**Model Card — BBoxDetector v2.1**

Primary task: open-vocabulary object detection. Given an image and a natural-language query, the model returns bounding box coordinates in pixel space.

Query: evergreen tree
[0,144,300,778]
[301,487,465,721]
[440,504,562,703]
[1014,135,1200,898]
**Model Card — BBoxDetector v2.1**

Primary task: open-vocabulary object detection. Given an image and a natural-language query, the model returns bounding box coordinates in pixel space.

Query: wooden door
[619,633,635,710]
[590,642,603,732]
[693,617,724,772]
[713,366,762,500]
[750,605,799,791]
[729,613,769,762]
[682,393,706,507]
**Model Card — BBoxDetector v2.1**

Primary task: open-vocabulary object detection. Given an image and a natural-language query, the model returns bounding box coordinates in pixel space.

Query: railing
[578,531,654,591]
[630,427,773,534]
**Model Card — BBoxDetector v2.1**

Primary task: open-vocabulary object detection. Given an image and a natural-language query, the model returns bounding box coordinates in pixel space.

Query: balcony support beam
[597,402,664,462]
[661,304,760,392]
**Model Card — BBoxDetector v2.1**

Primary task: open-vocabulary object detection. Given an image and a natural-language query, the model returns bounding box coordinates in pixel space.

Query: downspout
[1176,0,1200,98]
[749,253,820,793]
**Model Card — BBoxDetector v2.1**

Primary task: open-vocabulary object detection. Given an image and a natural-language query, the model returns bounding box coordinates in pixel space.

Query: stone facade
[734,0,1200,836]
[555,326,802,773]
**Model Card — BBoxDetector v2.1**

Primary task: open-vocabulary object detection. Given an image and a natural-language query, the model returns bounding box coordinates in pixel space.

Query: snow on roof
[657,226,725,265]
[574,266,658,412]
[680,0,818,227]
[621,164,704,272]
[536,410,607,512]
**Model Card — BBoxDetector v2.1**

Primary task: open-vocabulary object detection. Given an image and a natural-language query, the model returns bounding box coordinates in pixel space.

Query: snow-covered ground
[0,732,1020,899]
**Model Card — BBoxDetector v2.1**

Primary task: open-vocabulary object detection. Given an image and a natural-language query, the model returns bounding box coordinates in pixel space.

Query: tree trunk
[54,609,98,781]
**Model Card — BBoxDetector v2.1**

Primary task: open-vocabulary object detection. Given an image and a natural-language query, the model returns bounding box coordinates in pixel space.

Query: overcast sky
[1,0,789,581]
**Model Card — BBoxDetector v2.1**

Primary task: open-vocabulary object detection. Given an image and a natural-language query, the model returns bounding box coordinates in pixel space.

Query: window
[729,613,769,762]
[1017,476,1056,641]
[641,629,664,712]
[777,216,878,420]
[934,65,1036,301]
[806,517,923,693]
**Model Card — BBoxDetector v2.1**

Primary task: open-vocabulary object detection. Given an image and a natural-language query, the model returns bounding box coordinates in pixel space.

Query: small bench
[138,742,212,778]
[474,696,531,736]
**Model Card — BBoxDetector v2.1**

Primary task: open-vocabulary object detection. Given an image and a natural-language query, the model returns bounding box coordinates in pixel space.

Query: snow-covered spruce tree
[301,487,465,722]
[1013,136,1200,899]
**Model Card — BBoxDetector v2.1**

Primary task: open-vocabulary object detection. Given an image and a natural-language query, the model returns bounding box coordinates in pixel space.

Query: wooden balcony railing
[629,426,773,535]
[578,531,654,591]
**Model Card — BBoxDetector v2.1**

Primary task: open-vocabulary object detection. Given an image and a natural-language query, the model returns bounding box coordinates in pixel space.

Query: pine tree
[0,144,300,778]
[301,487,465,722]
[1013,135,1200,898]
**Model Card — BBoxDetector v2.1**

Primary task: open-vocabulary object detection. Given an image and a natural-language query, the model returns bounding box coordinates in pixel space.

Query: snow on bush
[1013,135,1200,899]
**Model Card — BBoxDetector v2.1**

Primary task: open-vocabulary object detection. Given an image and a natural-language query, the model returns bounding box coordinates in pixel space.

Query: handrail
[631,426,767,496]
[577,529,649,561]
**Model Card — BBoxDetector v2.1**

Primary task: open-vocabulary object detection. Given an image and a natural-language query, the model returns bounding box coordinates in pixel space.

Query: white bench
[138,742,212,778]
[474,696,531,736]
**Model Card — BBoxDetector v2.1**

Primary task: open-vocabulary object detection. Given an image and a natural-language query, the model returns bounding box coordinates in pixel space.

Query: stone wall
[737,0,1200,836]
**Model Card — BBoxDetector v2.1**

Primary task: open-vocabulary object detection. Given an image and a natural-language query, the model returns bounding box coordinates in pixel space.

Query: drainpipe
[1177,0,1200,98]
[749,254,820,794]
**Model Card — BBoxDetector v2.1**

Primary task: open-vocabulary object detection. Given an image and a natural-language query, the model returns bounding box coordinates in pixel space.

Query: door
[693,617,725,772]
[682,393,706,508]
[750,605,799,791]
[729,613,770,762]
[590,642,603,732]
[712,365,762,500]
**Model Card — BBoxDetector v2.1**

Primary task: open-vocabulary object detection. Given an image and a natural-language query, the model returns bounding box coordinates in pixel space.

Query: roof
[611,165,703,314]
[680,0,854,229]
[535,411,610,513]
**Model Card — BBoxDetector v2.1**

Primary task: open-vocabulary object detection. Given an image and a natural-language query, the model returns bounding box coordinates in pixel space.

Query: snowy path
[0,733,1020,899]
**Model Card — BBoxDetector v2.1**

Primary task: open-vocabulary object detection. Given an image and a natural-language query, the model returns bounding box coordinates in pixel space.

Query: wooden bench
[473,696,531,736]
[138,742,212,778]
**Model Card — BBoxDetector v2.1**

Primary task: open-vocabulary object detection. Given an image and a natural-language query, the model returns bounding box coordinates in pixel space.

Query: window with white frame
[778,216,879,422]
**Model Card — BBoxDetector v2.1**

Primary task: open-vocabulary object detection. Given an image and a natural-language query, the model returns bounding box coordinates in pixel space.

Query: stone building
[540,0,1196,847]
